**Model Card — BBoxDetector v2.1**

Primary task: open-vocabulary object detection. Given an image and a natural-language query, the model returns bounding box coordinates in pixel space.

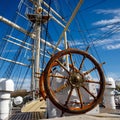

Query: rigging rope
[15,65,23,90]
[41,0,52,72]
[1,25,33,79]
[80,0,108,13]
[19,66,30,89]
[0,0,34,89]
[0,1,22,76]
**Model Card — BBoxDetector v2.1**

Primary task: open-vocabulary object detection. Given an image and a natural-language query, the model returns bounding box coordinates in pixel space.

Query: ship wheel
[44,48,105,114]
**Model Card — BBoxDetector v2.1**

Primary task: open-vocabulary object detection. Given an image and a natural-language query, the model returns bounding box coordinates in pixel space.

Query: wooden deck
[8,99,46,120]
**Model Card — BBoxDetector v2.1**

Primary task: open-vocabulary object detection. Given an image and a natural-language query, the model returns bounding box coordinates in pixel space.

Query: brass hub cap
[69,72,84,87]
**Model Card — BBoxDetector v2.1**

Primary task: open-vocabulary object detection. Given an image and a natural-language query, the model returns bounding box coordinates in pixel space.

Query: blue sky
[69,0,120,81]
[52,0,120,81]
[83,0,120,81]
[0,0,120,89]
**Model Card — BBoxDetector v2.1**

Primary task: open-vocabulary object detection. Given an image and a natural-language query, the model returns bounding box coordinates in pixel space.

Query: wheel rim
[44,48,105,114]
[39,62,59,100]
[39,72,47,100]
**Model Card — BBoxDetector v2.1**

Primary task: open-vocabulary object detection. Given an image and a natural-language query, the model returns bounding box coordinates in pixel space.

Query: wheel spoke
[65,87,74,106]
[84,62,105,76]
[79,56,86,71]
[54,82,69,93]
[85,80,101,84]
[82,85,96,99]
[50,74,69,79]
[76,88,83,108]
[56,59,70,74]
[60,111,64,117]
[84,66,96,76]
[69,53,75,71]
[79,46,89,71]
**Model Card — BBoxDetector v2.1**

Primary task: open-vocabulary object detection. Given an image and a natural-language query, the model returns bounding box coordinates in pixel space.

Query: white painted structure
[104,77,116,109]
[0,78,14,120]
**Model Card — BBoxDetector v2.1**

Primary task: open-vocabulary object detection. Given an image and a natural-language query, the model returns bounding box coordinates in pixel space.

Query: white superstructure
[0,78,14,120]
[104,77,116,109]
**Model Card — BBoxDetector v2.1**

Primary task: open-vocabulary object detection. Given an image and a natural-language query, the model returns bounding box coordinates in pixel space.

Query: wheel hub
[69,72,84,87]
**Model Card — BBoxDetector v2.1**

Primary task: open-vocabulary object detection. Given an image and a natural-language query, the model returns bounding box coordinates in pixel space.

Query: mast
[27,0,67,98]
[0,0,65,96]
[29,0,43,98]
[34,0,42,90]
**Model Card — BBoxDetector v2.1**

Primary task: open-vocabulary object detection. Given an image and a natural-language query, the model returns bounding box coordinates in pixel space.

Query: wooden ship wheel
[40,48,105,114]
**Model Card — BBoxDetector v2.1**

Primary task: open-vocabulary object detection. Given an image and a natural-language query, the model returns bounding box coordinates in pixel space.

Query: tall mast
[28,0,43,98]
[34,0,42,90]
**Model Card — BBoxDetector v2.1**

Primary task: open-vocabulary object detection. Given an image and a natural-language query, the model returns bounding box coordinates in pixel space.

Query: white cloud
[56,40,85,48]
[69,41,84,47]
[106,72,120,81]
[93,9,120,26]
[99,24,116,31]
[89,36,120,47]
[93,17,120,26]
[92,39,114,46]
[95,9,120,16]
[67,37,120,50]
[105,43,120,50]
[90,8,120,50]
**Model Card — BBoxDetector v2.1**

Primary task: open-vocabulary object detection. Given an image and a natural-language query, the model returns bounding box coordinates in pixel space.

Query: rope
[0,0,34,82]
[41,0,52,72]
[19,66,30,89]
